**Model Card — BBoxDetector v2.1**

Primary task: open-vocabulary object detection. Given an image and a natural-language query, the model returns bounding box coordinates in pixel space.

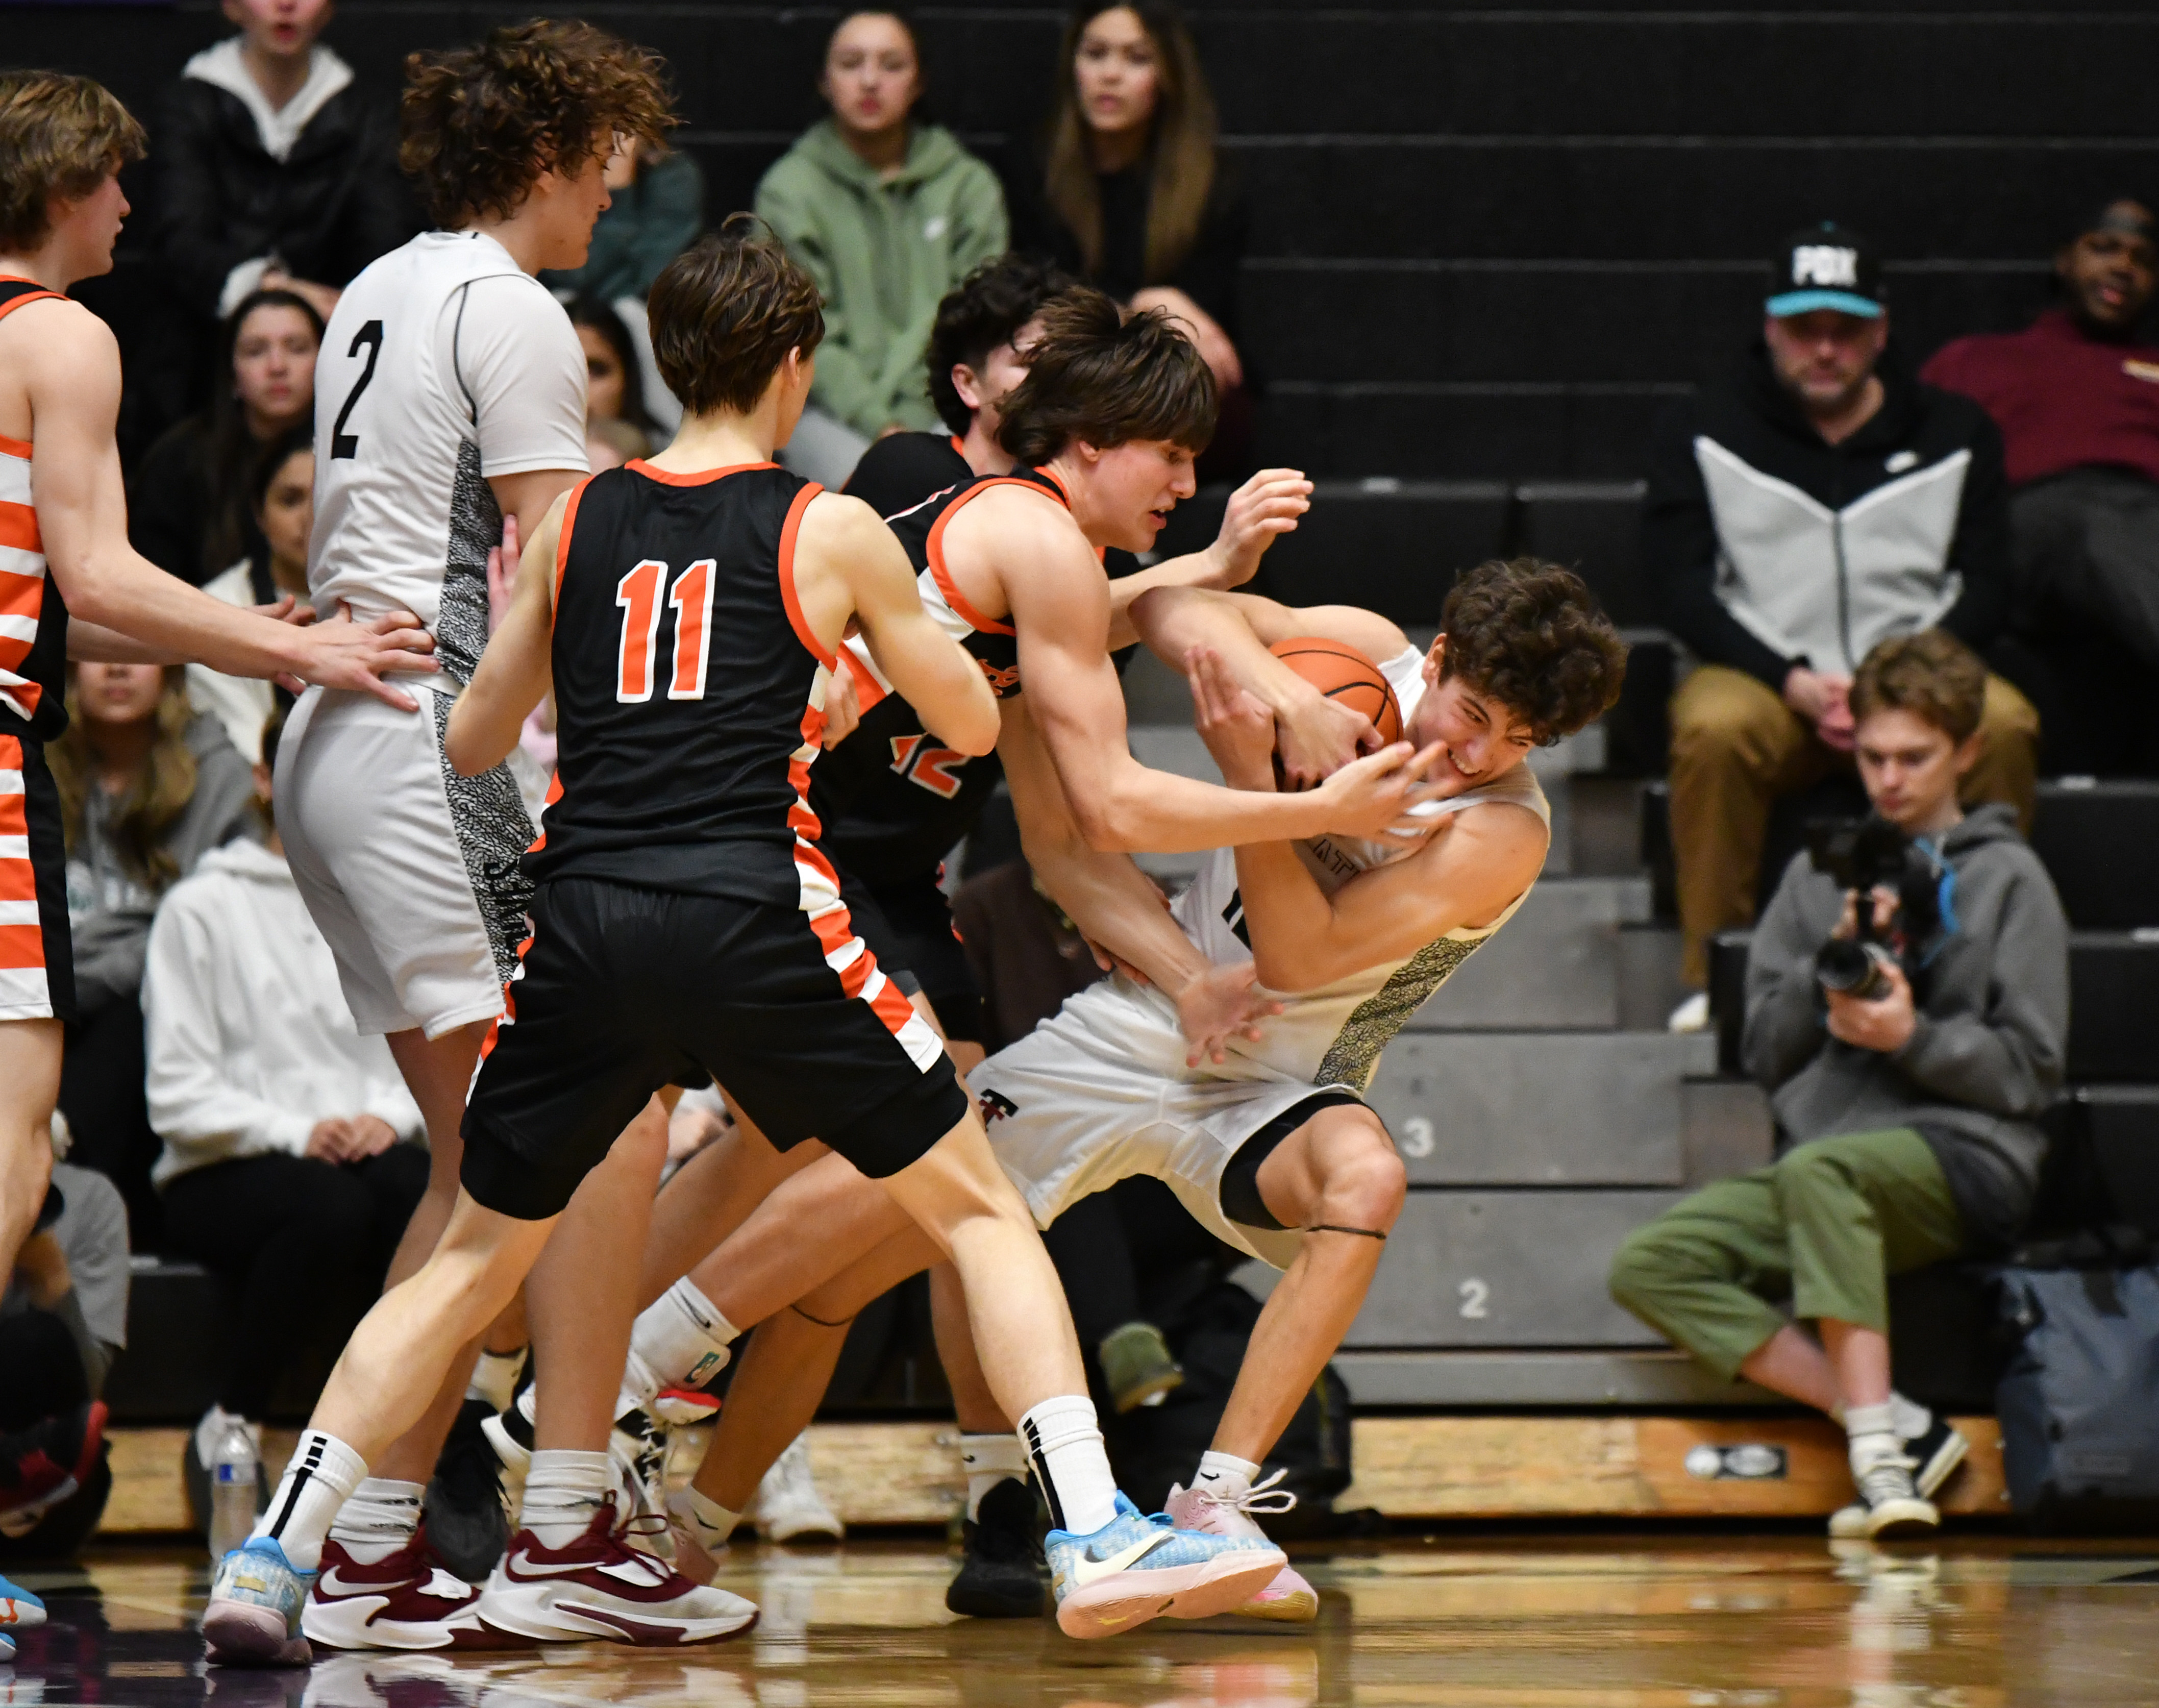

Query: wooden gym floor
[10,1530,2159,1705]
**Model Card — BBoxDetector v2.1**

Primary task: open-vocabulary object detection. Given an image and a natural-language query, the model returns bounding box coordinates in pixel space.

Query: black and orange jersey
[0,276,72,745]
[525,459,840,910]
[809,465,1070,884]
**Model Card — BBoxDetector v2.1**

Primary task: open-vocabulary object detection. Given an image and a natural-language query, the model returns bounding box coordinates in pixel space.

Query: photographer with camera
[1611,629,2068,1541]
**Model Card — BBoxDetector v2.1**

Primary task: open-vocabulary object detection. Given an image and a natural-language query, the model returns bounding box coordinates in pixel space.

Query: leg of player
[0,1021,61,1277]
[633,1105,822,1314]
[1163,1103,1407,1624]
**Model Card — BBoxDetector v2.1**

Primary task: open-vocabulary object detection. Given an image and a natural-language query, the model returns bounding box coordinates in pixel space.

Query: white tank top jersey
[308,231,589,684]
[1169,645,1551,1090]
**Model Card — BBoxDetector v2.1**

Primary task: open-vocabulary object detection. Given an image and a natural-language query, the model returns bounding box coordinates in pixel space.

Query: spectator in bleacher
[1004,2,1253,481]
[1651,224,2039,1029]
[843,253,1077,517]
[570,297,661,458]
[51,664,256,1245]
[144,706,427,1521]
[540,138,705,304]
[152,0,415,336]
[128,287,321,588]
[1611,630,2068,1541]
[190,426,311,763]
[1922,198,2159,777]
[756,10,1008,487]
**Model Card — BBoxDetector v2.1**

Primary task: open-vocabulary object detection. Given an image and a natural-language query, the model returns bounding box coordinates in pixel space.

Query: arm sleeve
[143,900,317,1168]
[756,163,887,439]
[150,83,265,321]
[1645,402,1800,685]
[1938,407,2013,651]
[1891,861,2070,1119]
[450,278,592,479]
[1741,855,1831,1090]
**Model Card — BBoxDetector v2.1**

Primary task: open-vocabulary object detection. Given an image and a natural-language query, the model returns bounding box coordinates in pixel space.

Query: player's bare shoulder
[0,293,117,431]
[943,479,1099,618]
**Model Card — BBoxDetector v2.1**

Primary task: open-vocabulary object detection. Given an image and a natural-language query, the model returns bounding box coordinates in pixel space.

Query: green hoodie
[755,120,1008,441]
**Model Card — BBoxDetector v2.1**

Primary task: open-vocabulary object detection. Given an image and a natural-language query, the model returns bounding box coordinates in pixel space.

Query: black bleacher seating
[2029,781,2159,929]
[2067,934,2159,1084]
[2080,1087,2159,1238]
[1252,480,1509,621]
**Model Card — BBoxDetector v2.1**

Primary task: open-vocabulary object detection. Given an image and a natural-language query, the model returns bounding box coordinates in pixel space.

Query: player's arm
[21,302,433,704]
[1189,650,1548,991]
[487,469,584,561]
[444,501,564,776]
[1102,467,1313,652]
[805,493,998,757]
[1132,584,1410,788]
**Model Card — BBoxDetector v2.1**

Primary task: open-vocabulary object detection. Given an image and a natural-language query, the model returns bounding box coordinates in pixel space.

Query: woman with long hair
[48,664,255,1243]
[192,428,314,762]
[1009,2,1254,478]
[569,296,660,453]
[128,287,324,586]
[755,8,1009,485]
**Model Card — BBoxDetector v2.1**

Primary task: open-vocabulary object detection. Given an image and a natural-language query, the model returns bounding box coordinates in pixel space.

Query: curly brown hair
[1851,628,1986,744]
[400,20,676,228]
[650,217,825,417]
[0,71,145,255]
[995,286,1216,465]
[1439,559,1628,745]
[48,666,201,892]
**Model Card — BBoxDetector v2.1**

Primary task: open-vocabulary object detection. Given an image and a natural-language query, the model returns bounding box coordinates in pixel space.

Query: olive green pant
[1608,1127,1966,1382]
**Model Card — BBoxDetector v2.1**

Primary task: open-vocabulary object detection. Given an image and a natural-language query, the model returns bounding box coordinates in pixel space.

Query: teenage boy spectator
[756,10,1007,486]
[541,140,704,304]
[145,707,427,1528]
[153,0,415,335]
[1650,223,2039,1027]
[1610,630,2068,1541]
[1923,199,2159,775]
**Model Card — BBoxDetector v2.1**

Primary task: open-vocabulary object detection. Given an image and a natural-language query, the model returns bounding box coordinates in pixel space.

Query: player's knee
[1317,1119,1407,1230]
[1607,1225,1667,1313]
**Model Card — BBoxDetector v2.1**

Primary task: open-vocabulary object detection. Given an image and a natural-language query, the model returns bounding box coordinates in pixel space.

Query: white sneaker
[1162,1471,1316,1621]
[753,1433,843,1542]
[1668,991,1710,1033]
[477,1506,758,1645]
[1851,1446,1939,1540]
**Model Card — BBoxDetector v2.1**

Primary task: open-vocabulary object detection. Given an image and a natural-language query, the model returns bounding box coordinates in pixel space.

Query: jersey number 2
[329,320,384,460]
[615,559,715,703]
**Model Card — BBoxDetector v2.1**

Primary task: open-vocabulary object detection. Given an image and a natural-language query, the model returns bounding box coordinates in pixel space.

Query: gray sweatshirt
[1742,803,2069,1244]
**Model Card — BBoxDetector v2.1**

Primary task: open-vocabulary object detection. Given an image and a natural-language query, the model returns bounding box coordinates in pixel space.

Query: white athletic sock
[467,1346,529,1414]
[668,1484,741,1553]
[1890,1390,1932,1441]
[328,1477,425,1566]
[251,1430,367,1572]
[1018,1396,1118,1537]
[1843,1401,1896,1441]
[1844,1402,1905,1482]
[1193,1450,1261,1501]
[959,1432,1027,1522]
[630,1279,739,1396]
[520,1449,613,1551]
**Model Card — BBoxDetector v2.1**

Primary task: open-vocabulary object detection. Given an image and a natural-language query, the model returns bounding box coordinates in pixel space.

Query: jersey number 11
[615,558,715,702]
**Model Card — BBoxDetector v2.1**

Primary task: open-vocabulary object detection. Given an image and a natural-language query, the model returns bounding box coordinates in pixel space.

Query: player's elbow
[442,706,503,777]
[1251,940,1339,995]
[932,696,999,758]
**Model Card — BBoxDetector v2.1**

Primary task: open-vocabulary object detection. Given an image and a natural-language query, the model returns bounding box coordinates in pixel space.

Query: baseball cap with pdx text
[1768,222,1883,320]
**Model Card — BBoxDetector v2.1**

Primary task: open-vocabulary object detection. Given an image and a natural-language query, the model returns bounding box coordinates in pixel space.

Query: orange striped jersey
[524,459,838,909]
[0,278,70,743]
[808,465,1068,883]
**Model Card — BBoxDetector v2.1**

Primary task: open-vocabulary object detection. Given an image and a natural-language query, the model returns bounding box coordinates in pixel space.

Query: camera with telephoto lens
[1805,815,1944,1003]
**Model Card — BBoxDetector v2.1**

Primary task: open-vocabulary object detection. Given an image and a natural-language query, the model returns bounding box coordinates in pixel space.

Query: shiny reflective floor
[9,1532,2159,1706]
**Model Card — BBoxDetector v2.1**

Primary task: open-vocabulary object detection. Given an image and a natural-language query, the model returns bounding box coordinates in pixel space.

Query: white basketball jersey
[309,231,587,684]
[1170,646,1551,1090]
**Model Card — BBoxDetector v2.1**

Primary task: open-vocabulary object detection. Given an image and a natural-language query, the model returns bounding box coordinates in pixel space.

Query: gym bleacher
[14,0,2159,1521]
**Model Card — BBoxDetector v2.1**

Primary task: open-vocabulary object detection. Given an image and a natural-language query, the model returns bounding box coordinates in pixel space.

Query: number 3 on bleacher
[1458,1278,1490,1319]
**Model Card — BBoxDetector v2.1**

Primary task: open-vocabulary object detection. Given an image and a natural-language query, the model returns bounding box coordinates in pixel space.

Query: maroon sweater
[1923,309,2159,488]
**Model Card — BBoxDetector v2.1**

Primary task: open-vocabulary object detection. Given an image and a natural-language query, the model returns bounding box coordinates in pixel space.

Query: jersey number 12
[615,558,715,702]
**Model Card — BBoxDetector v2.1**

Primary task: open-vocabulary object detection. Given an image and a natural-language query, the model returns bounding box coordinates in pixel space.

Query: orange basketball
[1268,636,1403,745]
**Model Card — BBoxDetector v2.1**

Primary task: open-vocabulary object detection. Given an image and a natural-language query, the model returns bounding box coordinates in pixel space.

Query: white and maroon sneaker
[301,1527,510,1651]
[1162,1471,1318,1622]
[477,1506,758,1645]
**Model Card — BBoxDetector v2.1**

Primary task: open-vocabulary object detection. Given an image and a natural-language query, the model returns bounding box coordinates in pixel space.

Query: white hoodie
[144,838,423,1186]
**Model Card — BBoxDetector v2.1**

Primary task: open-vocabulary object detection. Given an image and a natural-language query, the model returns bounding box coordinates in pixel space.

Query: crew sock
[1018,1396,1118,1537]
[668,1484,741,1553]
[1193,1450,1261,1502]
[250,1430,368,1572]
[627,1279,739,1405]
[1890,1391,1932,1441]
[467,1346,529,1415]
[959,1432,1028,1522]
[1844,1402,1905,1485]
[520,1450,613,1550]
[328,1477,424,1566]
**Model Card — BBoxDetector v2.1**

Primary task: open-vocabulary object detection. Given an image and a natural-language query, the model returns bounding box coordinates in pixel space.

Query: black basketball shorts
[460,876,972,1221]
[0,733,77,1024]
[836,868,983,1046]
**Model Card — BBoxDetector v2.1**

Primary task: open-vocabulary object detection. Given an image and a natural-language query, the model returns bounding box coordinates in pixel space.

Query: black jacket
[152,70,417,320]
[1646,344,2012,686]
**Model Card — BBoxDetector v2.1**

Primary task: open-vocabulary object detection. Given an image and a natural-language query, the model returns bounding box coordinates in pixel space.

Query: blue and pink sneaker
[1044,1493,1285,1638]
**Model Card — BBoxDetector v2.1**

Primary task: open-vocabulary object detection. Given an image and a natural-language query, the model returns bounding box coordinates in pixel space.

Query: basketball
[1268,635,1404,745]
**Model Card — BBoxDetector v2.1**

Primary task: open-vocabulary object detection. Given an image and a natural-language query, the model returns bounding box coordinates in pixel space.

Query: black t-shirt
[843,430,972,522]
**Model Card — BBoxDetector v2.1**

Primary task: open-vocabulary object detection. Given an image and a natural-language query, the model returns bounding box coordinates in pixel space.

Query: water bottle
[208,1420,260,1562]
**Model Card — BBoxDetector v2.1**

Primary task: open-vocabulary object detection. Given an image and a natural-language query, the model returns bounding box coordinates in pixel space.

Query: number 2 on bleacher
[1458,1278,1490,1319]
[615,559,715,703]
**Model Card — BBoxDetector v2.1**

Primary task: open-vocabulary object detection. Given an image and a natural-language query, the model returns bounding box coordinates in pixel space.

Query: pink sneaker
[1162,1471,1317,1622]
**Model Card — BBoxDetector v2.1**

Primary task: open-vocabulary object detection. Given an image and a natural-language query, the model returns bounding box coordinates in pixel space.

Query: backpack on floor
[1995,1256,2159,1533]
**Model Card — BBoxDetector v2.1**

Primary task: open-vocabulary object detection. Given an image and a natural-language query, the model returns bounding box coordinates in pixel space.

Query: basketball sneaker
[204,1536,317,1666]
[1163,1471,1317,1621]
[302,1527,504,1651]
[0,1400,106,1526]
[0,1573,44,1629]
[754,1434,843,1543]
[945,1475,1047,1619]
[1044,1493,1286,1639]
[477,1506,758,1645]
